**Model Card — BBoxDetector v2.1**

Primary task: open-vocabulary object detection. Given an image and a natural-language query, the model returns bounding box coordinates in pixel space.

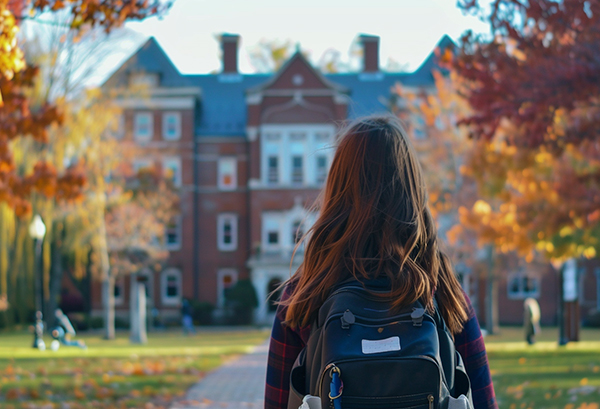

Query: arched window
[161,268,182,306]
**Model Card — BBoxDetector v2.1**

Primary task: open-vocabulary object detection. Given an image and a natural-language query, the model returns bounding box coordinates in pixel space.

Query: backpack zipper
[318,356,441,408]
[324,309,434,331]
[324,310,417,330]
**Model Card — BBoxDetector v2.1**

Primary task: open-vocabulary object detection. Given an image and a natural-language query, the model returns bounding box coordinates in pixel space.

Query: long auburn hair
[281,115,468,334]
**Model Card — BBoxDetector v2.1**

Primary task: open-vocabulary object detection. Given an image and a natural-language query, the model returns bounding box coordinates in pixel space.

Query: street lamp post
[29,215,46,349]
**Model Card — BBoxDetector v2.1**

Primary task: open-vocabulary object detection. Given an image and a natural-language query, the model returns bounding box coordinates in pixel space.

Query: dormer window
[129,72,160,88]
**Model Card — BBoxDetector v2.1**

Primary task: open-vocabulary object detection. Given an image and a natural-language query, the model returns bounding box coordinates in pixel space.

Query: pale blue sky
[121,0,489,75]
[68,0,490,85]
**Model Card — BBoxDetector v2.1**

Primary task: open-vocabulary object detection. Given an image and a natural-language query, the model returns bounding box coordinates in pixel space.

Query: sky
[36,0,492,85]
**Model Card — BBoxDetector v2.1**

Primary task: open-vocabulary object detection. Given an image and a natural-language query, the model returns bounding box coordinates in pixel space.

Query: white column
[253,270,268,325]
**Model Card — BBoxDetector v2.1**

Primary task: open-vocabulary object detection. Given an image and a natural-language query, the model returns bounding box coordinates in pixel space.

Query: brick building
[97,34,599,326]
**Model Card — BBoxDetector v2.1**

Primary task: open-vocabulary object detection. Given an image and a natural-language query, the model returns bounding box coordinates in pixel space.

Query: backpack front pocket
[342,392,435,409]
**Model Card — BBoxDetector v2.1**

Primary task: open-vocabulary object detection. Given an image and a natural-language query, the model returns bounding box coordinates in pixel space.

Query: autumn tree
[104,168,177,343]
[247,38,295,73]
[451,0,600,264]
[394,63,503,331]
[0,0,172,219]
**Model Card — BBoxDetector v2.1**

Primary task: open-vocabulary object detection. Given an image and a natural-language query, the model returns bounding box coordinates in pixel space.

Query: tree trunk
[101,273,115,339]
[485,245,500,334]
[130,278,147,344]
[98,214,115,340]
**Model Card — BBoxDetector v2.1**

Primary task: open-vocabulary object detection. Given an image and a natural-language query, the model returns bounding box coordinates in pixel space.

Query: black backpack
[287,281,474,409]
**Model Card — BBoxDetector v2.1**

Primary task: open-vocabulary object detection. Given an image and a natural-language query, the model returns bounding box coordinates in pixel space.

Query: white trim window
[134,112,153,142]
[315,155,328,184]
[163,156,182,187]
[165,215,182,251]
[291,155,303,184]
[262,213,283,251]
[162,112,182,140]
[217,269,238,308]
[507,273,540,299]
[218,157,237,190]
[110,114,125,140]
[267,156,279,184]
[260,124,336,186]
[161,268,182,306]
[217,213,238,251]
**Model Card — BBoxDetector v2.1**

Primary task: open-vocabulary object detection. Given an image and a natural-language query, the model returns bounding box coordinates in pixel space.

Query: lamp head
[29,215,47,240]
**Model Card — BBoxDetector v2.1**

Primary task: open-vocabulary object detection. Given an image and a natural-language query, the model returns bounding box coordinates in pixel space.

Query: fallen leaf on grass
[577,404,599,409]
[73,388,86,400]
[5,388,19,400]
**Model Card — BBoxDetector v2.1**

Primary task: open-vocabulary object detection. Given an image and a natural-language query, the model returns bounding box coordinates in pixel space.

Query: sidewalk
[171,341,269,409]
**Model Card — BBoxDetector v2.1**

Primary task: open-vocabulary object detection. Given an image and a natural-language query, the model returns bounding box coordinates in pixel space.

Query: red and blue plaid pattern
[265,285,498,409]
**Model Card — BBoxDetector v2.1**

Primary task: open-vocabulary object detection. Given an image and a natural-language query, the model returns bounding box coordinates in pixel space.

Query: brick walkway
[171,341,269,409]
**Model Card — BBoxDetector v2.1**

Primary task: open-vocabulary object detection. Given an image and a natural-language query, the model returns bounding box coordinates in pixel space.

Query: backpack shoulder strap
[432,295,457,395]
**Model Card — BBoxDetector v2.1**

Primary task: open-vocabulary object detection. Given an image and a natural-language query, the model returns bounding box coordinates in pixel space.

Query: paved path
[171,341,269,409]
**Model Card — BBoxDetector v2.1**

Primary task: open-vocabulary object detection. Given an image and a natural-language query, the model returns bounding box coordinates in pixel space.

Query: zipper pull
[428,394,434,409]
[411,308,425,327]
[340,309,355,329]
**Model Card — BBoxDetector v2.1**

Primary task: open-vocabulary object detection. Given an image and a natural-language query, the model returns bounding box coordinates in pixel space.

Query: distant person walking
[524,297,541,344]
[181,299,196,335]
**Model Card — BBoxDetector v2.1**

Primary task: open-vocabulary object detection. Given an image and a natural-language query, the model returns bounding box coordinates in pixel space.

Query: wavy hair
[281,115,468,334]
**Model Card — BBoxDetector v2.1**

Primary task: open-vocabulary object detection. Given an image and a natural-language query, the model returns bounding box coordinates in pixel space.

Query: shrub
[584,308,600,327]
[115,317,130,329]
[89,316,104,329]
[190,301,214,325]
[224,279,258,325]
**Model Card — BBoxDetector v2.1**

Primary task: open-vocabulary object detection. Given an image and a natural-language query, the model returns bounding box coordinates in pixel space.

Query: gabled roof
[410,35,455,84]
[247,51,349,94]
[102,35,454,136]
[103,37,192,88]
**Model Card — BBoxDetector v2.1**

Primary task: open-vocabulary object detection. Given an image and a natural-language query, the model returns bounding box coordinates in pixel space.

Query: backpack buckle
[411,308,425,327]
[340,310,355,329]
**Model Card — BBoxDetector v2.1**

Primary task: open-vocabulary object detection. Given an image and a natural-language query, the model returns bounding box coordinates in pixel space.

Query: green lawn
[0,329,270,409]
[486,327,600,409]
[1,326,599,409]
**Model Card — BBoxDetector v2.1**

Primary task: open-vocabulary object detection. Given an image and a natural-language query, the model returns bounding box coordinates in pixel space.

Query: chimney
[360,35,380,73]
[221,34,240,74]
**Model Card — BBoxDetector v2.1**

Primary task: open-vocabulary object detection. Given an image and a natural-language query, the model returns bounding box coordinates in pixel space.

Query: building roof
[103,37,192,88]
[103,35,455,136]
[185,74,269,136]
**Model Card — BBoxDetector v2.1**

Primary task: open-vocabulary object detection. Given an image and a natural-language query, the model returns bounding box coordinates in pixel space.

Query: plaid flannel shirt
[264,283,498,409]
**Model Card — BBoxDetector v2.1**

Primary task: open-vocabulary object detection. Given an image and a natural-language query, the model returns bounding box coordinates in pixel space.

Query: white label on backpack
[361,336,401,354]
